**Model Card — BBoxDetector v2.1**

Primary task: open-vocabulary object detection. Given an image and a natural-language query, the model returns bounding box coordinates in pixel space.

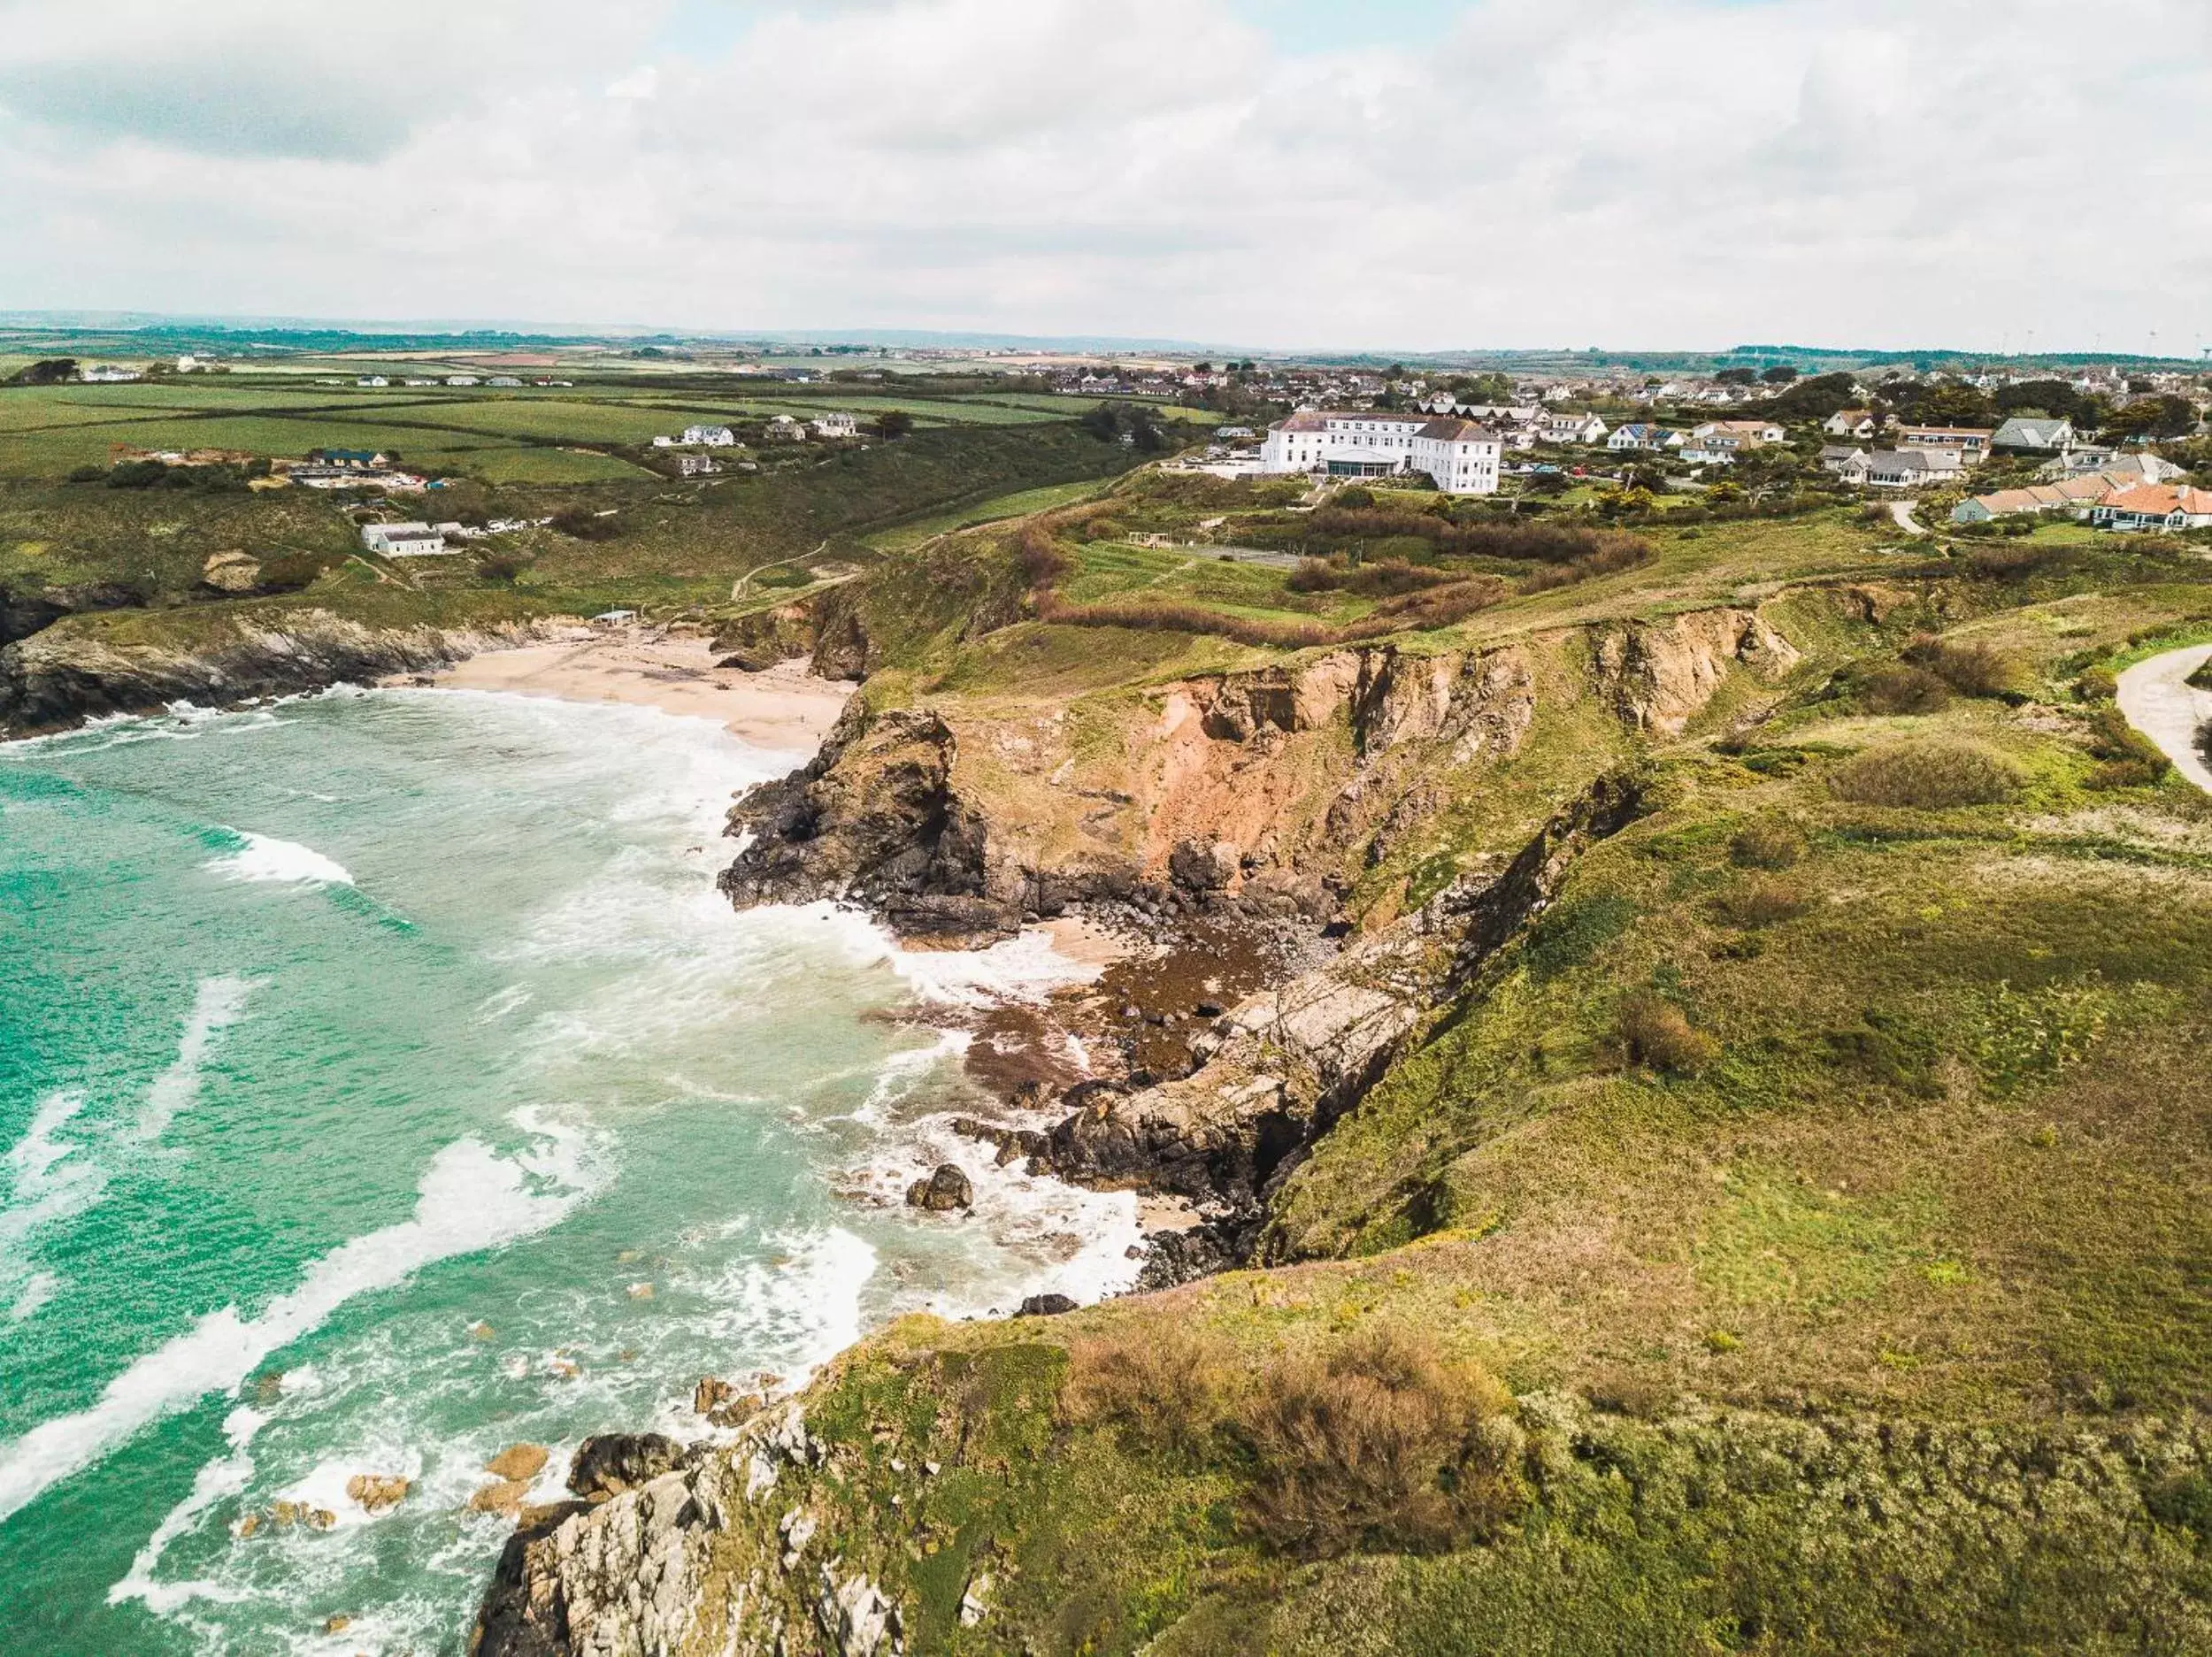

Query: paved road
[1890,500,1928,537]
[2116,642,2212,796]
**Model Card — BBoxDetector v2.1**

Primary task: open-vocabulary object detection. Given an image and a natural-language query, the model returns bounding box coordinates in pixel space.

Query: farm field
[861,477,1118,550]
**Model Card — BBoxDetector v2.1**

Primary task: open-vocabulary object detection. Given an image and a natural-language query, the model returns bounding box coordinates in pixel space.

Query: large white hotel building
[1258,410,1504,495]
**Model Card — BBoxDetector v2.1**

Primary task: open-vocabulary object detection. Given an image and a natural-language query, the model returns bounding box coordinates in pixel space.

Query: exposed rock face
[1592,609,1799,736]
[569,1433,687,1502]
[719,701,1019,939]
[473,1402,826,1657]
[711,602,816,672]
[200,550,262,594]
[0,579,142,648]
[1350,644,1537,762]
[1012,772,1647,1237]
[0,609,558,735]
[903,1163,973,1212]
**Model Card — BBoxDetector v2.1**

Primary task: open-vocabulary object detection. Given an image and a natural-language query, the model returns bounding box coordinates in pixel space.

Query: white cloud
[1,0,2208,352]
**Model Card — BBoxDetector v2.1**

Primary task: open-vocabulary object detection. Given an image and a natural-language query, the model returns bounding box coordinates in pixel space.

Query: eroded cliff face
[1590,608,1799,736]
[956,770,1647,1272]
[717,609,1794,943]
[0,609,560,734]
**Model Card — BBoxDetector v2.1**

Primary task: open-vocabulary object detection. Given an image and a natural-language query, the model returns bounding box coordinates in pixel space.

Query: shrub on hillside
[1616,993,1719,1075]
[1239,1328,1518,1558]
[1831,740,2024,809]
[1065,1327,1226,1460]
[1286,556,1456,598]
[1728,820,1805,870]
[1014,520,1070,589]
[1903,635,2029,700]
[2075,666,2119,702]
[2189,659,2212,693]
[1519,537,1655,595]
[1855,664,1952,715]
[551,507,623,541]
[1712,877,1811,930]
[2082,707,2170,789]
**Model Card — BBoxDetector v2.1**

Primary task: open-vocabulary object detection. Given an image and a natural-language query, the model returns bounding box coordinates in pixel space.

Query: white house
[486,375,523,387]
[764,414,805,441]
[445,375,480,387]
[812,411,860,439]
[360,520,449,556]
[1259,410,1502,495]
[1536,411,1609,446]
[675,454,718,477]
[1819,445,1870,480]
[2090,483,2212,532]
[357,375,388,387]
[1862,449,1963,489]
[79,364,142,383]
[1691,419,1785,447]
[681,425,736,447]
[1895,425,1993,462]
[1607,424,1680,452]
[1824,409,1881,439]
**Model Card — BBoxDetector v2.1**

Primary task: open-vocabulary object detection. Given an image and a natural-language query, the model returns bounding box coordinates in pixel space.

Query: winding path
[1889,500,1928,537]
[2116,642,2212,796]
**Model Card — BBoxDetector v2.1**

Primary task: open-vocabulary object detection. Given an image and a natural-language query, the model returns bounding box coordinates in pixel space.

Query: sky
[2,0,2208,355]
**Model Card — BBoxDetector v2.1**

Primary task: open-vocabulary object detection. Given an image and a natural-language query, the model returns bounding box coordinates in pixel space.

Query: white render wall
[1261,414,1501,495]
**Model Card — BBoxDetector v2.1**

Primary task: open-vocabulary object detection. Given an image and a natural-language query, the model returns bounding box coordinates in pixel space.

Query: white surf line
[2116,642,2212,797]
[0,1127,597,1526]
[0,1093,104,1316]
[204,829,355,887]
[136,976,257,1141]
[106,1405,265,1613]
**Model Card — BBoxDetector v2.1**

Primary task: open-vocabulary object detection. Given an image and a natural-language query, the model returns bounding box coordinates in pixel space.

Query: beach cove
[0,656,1145,1654]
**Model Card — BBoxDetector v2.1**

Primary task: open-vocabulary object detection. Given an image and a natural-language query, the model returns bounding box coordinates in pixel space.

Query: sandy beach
[422,626,854,755]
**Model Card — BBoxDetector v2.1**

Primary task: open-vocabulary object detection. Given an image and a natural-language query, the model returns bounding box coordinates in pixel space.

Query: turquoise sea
[0,687,1138,1653]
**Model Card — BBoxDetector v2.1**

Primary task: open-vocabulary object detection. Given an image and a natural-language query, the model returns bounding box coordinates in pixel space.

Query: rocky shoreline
[0,605,568,736]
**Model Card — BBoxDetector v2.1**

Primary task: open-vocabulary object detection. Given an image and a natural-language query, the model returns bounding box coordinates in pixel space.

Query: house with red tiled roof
[2089,484,2212,532]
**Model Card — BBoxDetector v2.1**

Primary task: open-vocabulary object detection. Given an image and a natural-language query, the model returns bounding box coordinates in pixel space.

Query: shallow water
[0,687,1136,1654]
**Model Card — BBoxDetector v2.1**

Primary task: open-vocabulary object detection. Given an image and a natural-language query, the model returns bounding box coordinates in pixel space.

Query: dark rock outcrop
[904,1163,973,1212]
[568,1433,687,1502]
[0,609,557,735]
[0,580,144,648]
[1016,1293,1078,1316]
[718,701,1020,939]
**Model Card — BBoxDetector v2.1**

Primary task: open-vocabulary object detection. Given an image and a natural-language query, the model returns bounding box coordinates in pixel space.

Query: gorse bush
[1034,577,1505,648]
[1519,538,1655,595]
[2082,706,2171,789]
[1064,1326,1226,1461]
[1728,820,1805,870]
[1239,1328,1518,1558]
[1855,664,1951,715]
[1616,993,1719,1074]
[1831,740,2024,808]
[1903,635,2028,700]
[1712,877,1811,930]
[1297,509,1651,567]
[1286,556,1457,597]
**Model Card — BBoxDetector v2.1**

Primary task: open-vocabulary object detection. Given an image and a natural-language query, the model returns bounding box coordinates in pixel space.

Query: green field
[862,478,1119,550]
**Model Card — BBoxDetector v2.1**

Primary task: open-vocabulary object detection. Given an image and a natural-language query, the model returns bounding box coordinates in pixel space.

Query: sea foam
[0,1120,602,1525]
[205,830,354,887]
[136,975,257,1141]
